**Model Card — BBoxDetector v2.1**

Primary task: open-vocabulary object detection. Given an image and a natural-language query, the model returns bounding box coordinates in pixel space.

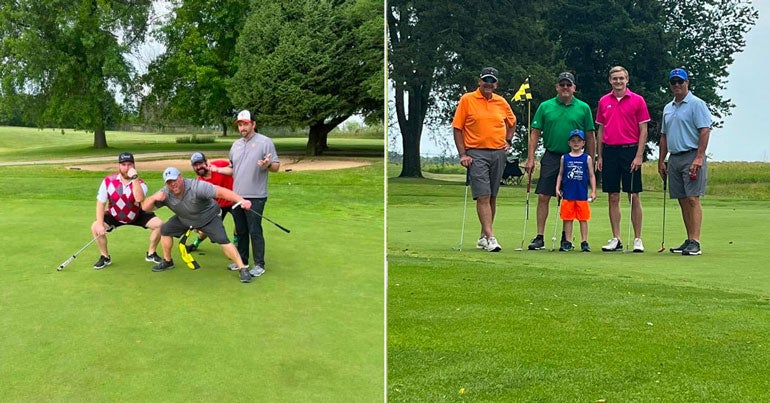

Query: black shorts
[103,210,157,230]
[602,145,643,193]
[535,150,563,197]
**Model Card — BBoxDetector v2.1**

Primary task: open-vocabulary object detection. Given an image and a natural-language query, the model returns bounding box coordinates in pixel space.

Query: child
[555,129,597,252]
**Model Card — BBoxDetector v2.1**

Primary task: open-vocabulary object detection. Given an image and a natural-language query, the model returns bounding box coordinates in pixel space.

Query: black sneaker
[145,252,162,264]
[559,241,573,252]
[682,240,702,256]
[185,244,198,252]
[670,239,691,253]
[152,259,175,272]
[239,267,252,283]
[581,241,591,252]
[528,235,545,250]
[93,255,111,270]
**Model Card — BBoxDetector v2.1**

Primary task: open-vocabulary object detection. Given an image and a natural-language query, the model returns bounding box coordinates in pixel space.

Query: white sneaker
[633,238,644,253]
[476,236,488,249]
[601,237,623,251]
[486,237,502,252]
[249,264,265,277]
[227,263,240,271]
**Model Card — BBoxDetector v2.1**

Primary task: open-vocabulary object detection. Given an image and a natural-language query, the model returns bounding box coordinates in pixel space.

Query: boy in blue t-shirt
[555,129,597,251]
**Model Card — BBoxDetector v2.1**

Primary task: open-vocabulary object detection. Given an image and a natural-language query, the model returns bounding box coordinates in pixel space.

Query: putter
[658,173,668,252]
[57,234,105,271]
[549,196,562,252]
[244,207,291,233]
[515,171,533,251]
[454,171,470,251]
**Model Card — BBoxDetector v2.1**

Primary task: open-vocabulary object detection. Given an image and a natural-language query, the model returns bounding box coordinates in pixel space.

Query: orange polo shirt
[452,89,516,149]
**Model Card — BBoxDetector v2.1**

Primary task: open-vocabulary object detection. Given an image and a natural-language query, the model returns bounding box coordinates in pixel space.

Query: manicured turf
[0,135,384,401]
[387,163,770,401]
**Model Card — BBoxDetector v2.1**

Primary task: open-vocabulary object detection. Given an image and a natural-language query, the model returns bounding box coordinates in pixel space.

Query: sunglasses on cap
[669,78,685,85]
[558,81,573,87]
[481,77,497,83]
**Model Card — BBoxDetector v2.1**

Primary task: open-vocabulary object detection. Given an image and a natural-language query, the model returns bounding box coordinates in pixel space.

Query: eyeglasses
[481,77,497,83]
[558,82,573,87]
[670,78,685,85]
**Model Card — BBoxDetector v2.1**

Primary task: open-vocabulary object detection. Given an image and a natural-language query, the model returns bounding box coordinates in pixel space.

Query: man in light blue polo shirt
[658,67,712,256]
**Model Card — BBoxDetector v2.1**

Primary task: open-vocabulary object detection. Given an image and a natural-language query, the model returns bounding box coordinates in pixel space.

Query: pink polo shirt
[595,89,650,146]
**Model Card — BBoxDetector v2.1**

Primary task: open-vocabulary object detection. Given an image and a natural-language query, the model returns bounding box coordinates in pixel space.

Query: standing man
[658,68,711,256]
[452,67,517,252]
[524,72,596,250]
[595,66,651,252]
[186,152,237,251]
[218,110,280,277]
[141,167,255,283]
[90,152,163,269]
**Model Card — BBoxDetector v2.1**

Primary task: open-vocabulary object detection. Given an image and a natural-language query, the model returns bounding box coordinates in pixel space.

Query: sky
[390,0,770,162]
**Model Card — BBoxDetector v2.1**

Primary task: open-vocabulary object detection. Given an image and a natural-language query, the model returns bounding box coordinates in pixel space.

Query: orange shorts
[560,200,591,221]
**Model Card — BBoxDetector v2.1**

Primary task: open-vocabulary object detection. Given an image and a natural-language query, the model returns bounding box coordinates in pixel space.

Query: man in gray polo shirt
[141,167,255,283]
[216,110,281,277]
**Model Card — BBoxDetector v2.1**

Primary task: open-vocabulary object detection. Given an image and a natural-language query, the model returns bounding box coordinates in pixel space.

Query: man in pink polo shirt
[595,66,651,252]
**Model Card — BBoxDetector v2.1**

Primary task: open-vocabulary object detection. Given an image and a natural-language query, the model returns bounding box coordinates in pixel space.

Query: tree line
[388,0,757,177]
[0,0,383,156]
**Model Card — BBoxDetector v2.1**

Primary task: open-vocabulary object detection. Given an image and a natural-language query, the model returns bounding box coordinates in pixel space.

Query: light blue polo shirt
[661,91,711,153]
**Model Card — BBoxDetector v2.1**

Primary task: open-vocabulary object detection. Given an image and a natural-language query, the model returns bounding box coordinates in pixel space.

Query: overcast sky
[390,0,770,162]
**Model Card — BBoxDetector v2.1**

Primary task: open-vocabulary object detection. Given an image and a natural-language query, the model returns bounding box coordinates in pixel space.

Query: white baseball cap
[163,167,181,182]
[235,110,253,123]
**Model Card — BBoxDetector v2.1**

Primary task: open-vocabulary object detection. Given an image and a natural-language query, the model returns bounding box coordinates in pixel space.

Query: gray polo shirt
[155,179,220,227]
[229,132,279,198]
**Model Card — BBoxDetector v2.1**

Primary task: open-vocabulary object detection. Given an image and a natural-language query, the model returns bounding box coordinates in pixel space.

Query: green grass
[387,162,770,401]
[0,133,384,401]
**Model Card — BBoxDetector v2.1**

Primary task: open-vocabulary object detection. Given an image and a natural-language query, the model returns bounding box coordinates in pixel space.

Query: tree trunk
[393,75,431,178]
[221,120,228,137]
[306,116,349,156]
[93,125,108,148]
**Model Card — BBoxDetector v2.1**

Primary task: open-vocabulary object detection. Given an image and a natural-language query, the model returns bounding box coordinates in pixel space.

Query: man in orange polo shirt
[452,67,517,252]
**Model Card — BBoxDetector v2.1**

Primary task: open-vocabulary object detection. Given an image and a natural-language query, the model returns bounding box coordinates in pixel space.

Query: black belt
[604,143,637,149]
[671,149,696,156]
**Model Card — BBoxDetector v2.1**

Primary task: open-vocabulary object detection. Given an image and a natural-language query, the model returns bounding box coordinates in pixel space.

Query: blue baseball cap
[569,129,585,140]
[669,68,688,81]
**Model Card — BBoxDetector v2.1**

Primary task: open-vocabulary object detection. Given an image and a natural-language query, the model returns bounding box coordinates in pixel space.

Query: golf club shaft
[57,234,103,271]
[551,196,561,251]
[660,174,667,251]
[519,172,532,250]
[458,184,469,251]
[244,208,291,233]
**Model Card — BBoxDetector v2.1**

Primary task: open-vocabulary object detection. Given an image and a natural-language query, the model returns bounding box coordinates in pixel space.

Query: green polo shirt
[531,96,595,154]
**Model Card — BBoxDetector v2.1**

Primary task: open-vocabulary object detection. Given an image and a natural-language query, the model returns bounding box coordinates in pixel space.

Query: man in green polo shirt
[524,72,596,250]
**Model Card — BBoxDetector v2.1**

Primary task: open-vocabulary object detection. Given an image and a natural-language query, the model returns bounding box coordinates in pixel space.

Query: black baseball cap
[118,152,134,163]
[480,67,498,82]
[190,152,207,165]
[557,72,575,84]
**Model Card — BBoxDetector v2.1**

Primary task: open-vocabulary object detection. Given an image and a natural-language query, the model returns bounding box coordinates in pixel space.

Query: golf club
[454,170,470,251]
[515,171,533,251]
[549,196,562,252]
[243,207,291,233]
[626,169,635,253]
[658,172,668,252]
[57,234,105,271]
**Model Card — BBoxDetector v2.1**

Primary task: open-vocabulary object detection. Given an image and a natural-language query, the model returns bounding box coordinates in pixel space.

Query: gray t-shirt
[155,179,220,227]
[229,132,279,198]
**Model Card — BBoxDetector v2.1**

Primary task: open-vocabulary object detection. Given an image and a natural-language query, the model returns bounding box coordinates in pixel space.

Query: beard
[195,167,209,177]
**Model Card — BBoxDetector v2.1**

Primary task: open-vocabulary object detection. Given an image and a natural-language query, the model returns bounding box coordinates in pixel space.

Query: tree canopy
[388,0,758,177]
[231,0,383,155]
[0,0,152,148]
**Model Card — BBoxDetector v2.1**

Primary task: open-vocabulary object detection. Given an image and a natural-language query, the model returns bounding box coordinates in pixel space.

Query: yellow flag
[513,79,532,102]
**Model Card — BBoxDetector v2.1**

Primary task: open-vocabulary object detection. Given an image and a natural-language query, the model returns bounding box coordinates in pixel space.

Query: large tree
[388,0,557,177]
[0,0,152,148]
[230,0,383,156]
[141,0,249,136]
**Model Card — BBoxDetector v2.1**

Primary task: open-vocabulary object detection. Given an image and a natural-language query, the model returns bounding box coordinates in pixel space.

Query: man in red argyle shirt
[90,152,163,269]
